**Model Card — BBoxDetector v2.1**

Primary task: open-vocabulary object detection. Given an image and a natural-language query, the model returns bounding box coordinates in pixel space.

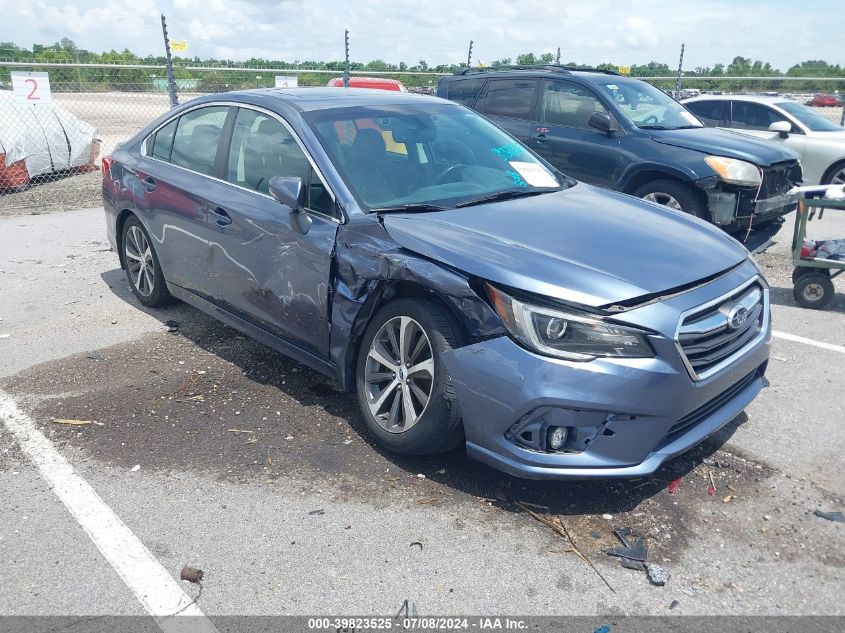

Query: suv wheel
[122,215,171,308]
[633,179,707,219]
[355,299,465,455]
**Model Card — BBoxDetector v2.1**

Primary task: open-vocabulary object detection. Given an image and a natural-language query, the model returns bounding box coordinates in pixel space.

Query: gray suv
[103,88,770,479]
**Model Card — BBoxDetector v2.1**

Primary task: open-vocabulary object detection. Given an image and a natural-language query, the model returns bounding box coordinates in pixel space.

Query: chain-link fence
[1,62,843,215]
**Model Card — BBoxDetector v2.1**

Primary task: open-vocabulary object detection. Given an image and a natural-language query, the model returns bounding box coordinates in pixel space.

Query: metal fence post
[343,29,350,88]
[840,102,844,127]
[556,47,561,65]
[161,14,179,108]
[467,40,474,68]
[675,43,685,100]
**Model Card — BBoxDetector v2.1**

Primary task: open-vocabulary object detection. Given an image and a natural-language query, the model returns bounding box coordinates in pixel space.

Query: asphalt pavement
[0,207,843,621]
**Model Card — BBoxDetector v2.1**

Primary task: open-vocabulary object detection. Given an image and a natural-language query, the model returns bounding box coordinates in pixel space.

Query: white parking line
[772,331,845,354]
[0,392,219,633]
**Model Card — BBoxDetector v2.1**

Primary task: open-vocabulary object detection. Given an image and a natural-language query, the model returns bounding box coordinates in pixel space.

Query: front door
[210,106,339,357]
[529,80,621,186]
[727,100,807,162]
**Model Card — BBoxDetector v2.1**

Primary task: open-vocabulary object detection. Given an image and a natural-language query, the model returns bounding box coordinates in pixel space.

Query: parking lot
[0,202,843,621]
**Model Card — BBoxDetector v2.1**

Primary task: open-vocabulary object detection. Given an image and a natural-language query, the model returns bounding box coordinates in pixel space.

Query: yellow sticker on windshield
[509,162,558,188]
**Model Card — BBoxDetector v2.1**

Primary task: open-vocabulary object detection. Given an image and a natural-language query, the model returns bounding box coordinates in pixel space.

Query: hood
[382,184,749,307]
[807,129,845,143]
[649,127,798,165]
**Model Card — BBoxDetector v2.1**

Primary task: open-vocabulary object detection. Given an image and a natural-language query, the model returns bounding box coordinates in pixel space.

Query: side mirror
[268,176,312,234]
[588,111,613,135]
[769,120,791,138]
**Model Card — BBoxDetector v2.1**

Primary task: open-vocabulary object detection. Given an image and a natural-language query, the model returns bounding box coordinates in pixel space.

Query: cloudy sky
[6,0,844,70]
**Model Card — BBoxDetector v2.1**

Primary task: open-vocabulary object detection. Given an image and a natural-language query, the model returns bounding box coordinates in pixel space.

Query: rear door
[529,80,621,186]
[134,105,232,299]
[210,106,339,357]
[473,78,537,142]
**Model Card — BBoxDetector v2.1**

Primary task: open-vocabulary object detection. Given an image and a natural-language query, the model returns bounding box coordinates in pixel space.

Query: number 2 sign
[11,72,53,106]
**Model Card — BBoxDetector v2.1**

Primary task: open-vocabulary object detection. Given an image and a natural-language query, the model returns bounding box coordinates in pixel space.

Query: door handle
[143,177,156,192]
[209,207,232,227]
[534,134,548,144]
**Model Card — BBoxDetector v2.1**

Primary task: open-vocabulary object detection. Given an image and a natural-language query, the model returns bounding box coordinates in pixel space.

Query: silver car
[684,95,845,186]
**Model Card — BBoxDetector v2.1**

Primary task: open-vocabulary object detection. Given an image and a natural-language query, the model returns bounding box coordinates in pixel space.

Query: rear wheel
[793,273,835,310]
[121,215,171,308]
[792,267,829,283]
[633,179,708,219]
[355,299,465,455]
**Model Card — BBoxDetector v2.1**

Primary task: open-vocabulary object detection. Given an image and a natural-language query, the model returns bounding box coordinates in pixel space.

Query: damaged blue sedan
[102,88,770,479]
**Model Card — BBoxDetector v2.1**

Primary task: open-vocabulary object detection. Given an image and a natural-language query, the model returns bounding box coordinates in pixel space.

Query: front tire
[821,160,845,186]
[121,215,171,308]
[355,299,465,455]
[633,179,708,219]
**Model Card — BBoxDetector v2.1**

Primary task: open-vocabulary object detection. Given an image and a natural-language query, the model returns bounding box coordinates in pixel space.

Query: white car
[682,95,845,186]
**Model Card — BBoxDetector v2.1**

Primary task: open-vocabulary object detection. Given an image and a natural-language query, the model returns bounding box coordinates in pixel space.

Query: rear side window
[151,119,177,160]
[685,101,723,126]
[476,79,537,120]
[170,106,229,177]
[445,78,485,107]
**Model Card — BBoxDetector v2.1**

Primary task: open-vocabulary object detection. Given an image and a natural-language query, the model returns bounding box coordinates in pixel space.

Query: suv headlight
[486,284,654,361]
[704,156,762,187]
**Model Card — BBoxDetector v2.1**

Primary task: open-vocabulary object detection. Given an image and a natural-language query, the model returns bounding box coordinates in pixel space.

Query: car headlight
[704,156,763,187]
[486,284,654,361]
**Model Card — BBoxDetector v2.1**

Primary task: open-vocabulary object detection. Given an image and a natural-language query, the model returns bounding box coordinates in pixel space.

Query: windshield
[598,80,704,130]
[303,103,566,211]
[777,101,844,132]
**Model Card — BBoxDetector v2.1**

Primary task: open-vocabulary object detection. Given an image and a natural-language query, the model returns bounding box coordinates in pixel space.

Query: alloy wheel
[832,167,845,185]
[364,316,435,433]
[124,225,155,297]
[643,192,683,211]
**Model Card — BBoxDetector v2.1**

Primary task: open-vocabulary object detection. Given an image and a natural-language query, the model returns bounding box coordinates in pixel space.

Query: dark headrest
[256,118,282,137]
[353,128,386,158]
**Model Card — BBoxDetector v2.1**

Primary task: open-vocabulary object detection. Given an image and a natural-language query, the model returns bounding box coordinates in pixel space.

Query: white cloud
[2,0,843,70]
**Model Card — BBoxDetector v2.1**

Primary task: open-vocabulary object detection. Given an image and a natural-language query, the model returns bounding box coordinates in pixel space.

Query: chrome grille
[676,279,767,380]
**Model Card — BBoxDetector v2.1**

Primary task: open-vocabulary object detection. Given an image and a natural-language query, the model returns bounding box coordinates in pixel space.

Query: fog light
[547,426,568,451]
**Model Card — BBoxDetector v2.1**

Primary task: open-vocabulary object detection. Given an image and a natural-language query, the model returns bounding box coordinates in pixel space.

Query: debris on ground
[667,477,683,494]
[646,563,671,586]
[670,600,680,610]
[707,471,717,496]
[516,502,615,593]
[52,418,94,425]
[165,320,179,333]
[813,509,845,523]
[86,351,105,362]
[227,428,254,434]
[723,495,736,503]
[180,566,204,583]
[416,473,426,479]
[410,541,423,550]
[606,527,647,562]
[308,509,325,516]
[130,464,140,472]
[416,498,437,505]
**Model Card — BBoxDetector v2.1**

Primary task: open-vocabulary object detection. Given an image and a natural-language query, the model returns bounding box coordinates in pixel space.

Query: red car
[327,77,406,92]
[806,94,839,107]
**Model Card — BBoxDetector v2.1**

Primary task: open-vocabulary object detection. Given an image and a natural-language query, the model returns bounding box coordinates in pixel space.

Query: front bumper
[442,262,771,480]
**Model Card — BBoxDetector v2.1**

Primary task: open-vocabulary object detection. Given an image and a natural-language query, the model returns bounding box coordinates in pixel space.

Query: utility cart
[791,193,845,309]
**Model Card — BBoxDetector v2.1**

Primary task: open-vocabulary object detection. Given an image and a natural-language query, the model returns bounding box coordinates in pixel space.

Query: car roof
[215,87,445,111]
[444,67,635,84]
[683,94,791,105]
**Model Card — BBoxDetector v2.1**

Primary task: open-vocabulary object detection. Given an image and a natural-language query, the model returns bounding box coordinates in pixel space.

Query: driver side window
[226,108,335,217]
[542,81,608,131]
[730,102,788,131]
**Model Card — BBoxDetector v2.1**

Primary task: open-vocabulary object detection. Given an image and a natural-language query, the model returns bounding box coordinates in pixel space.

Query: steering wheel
[642,114,659,125]
[436,164,467,185]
